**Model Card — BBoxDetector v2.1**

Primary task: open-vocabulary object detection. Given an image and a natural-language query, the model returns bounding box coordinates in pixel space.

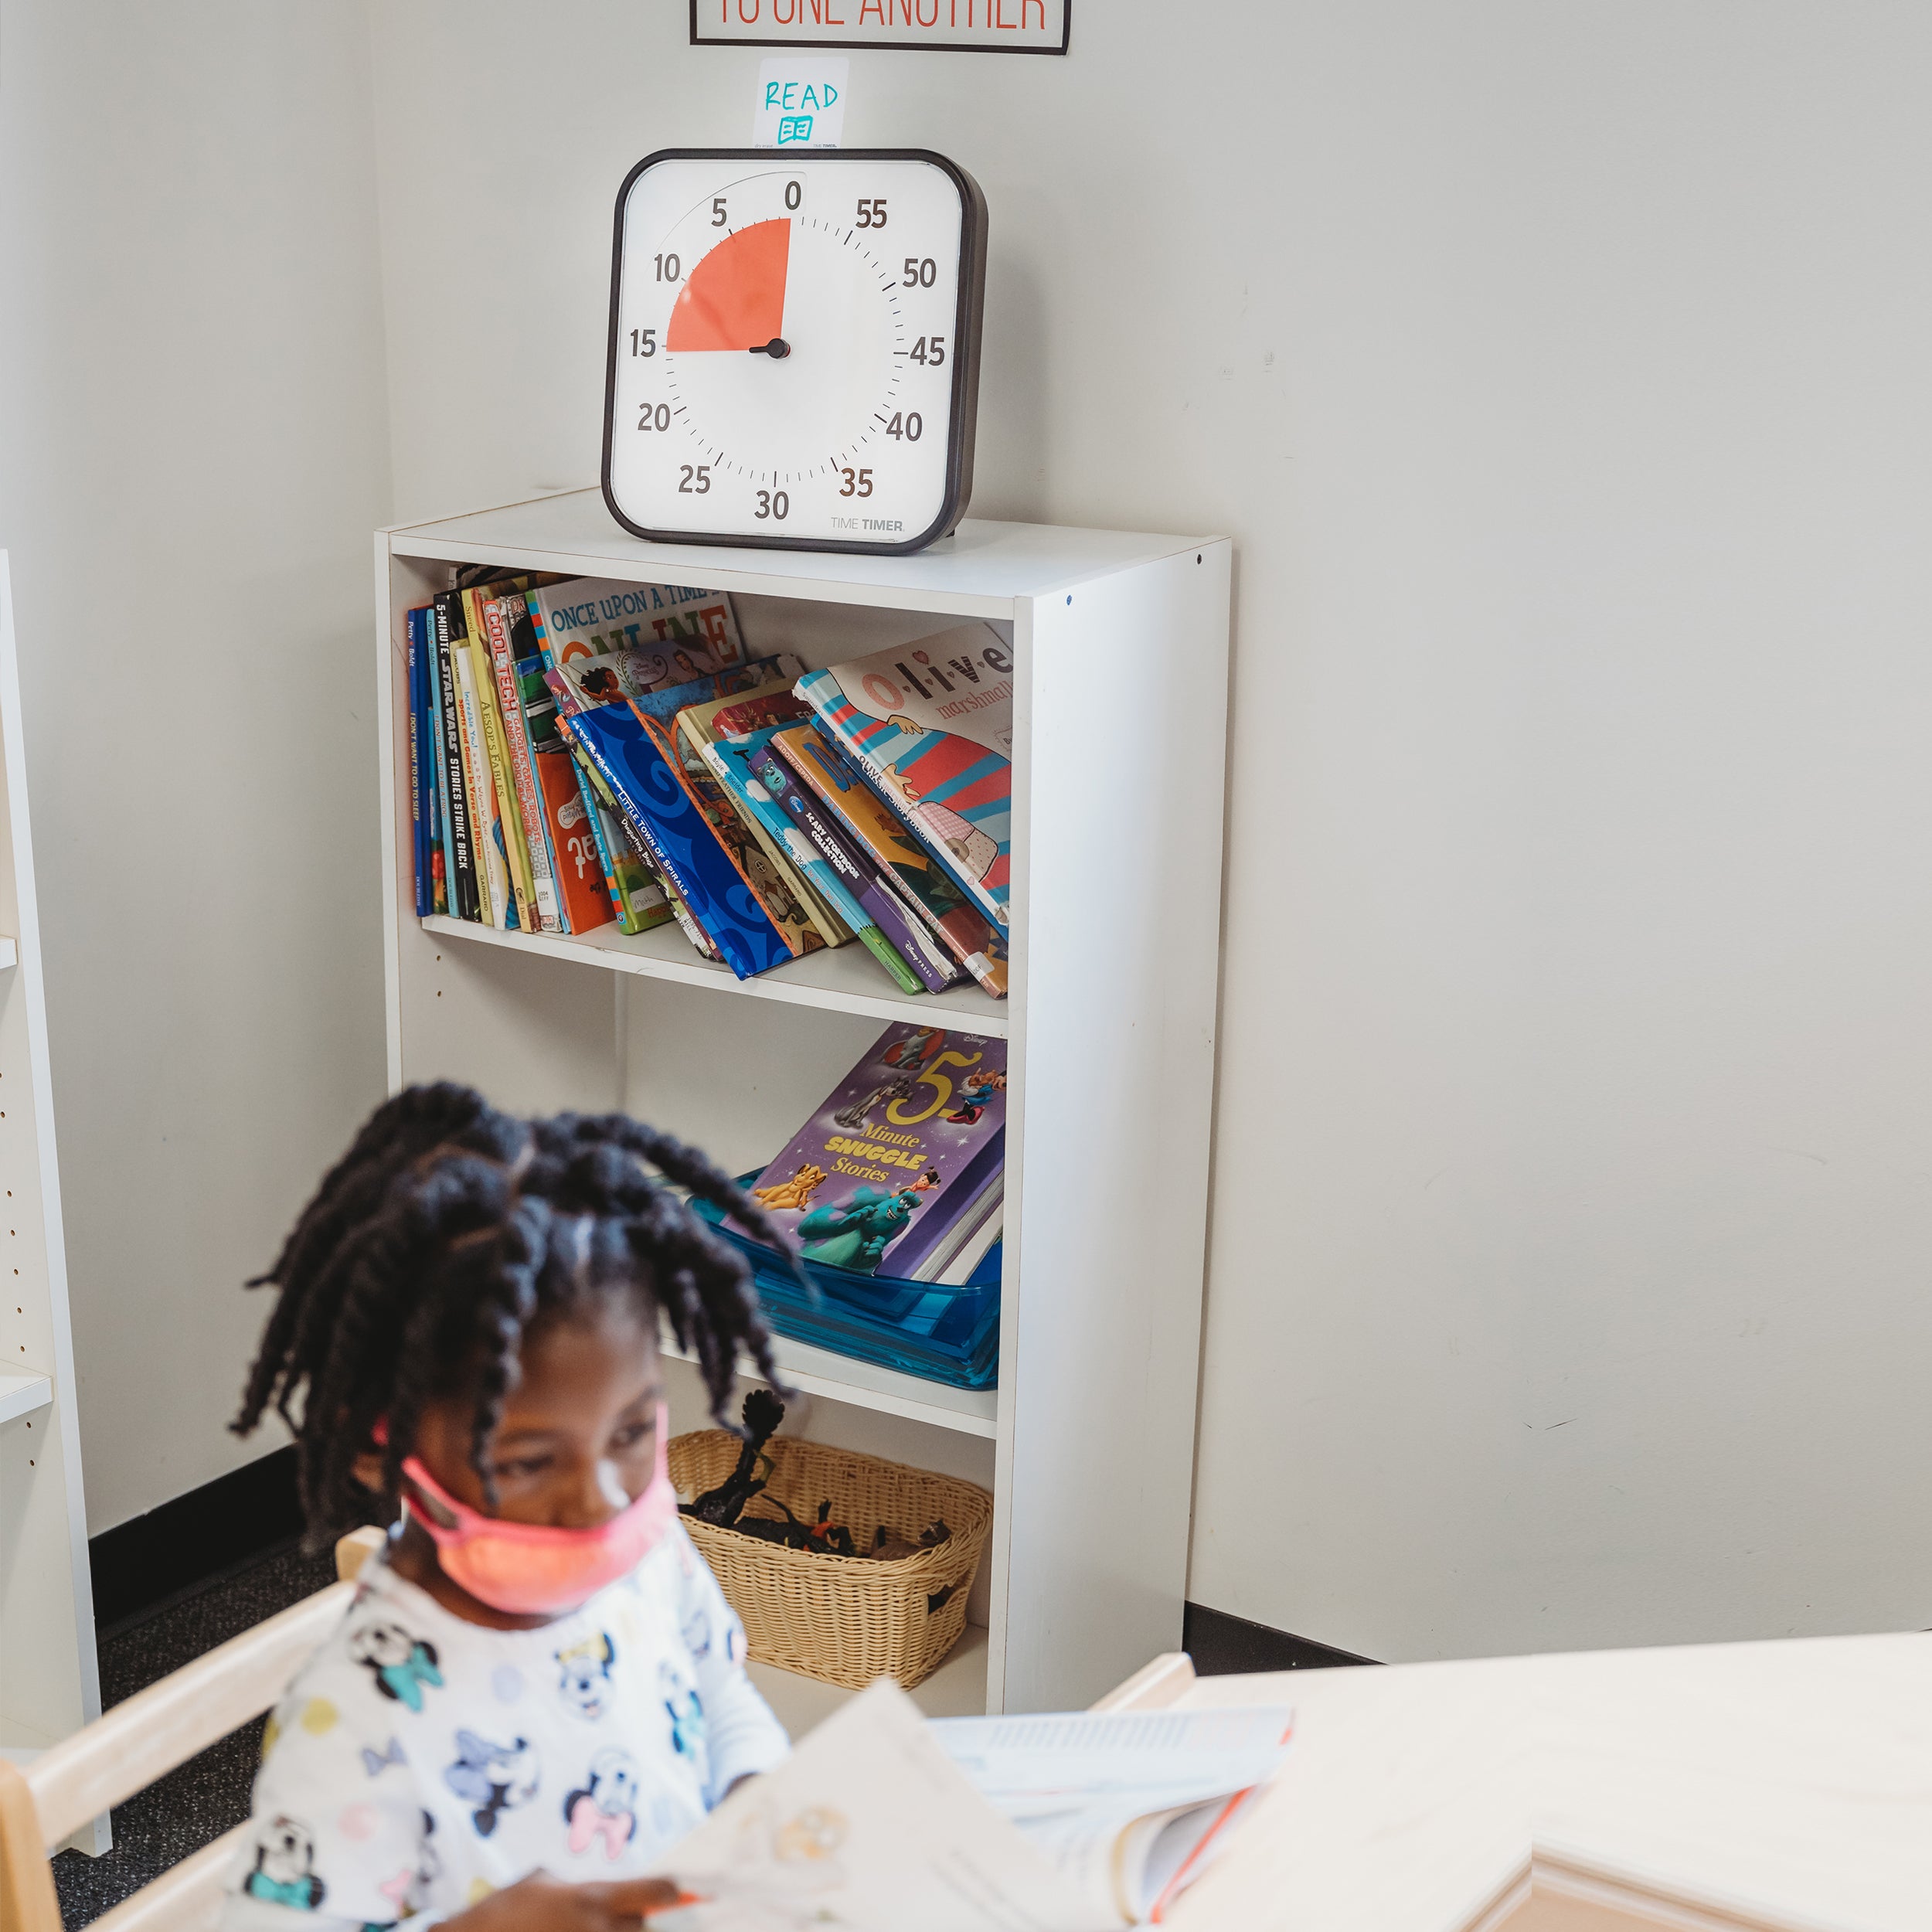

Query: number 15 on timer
[602,148,988,555]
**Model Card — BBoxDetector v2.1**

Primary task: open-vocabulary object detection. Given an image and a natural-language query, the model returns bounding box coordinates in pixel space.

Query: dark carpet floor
[53,1541,337,1927]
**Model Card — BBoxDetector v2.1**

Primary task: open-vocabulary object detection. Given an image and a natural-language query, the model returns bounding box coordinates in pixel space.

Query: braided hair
[233,1082,794,1546]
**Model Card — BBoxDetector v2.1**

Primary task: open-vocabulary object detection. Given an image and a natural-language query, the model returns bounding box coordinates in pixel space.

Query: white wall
[0,2,393,1530]
[366,1,1932,1662]
[8,0,1923,1655]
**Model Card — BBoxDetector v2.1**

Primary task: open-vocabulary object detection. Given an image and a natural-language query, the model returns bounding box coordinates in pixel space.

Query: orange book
[532,748,615,935]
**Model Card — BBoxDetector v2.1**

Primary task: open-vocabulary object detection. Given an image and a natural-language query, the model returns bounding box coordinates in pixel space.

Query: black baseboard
[90,1447,304,1635]
[1182,1601,1378,1675]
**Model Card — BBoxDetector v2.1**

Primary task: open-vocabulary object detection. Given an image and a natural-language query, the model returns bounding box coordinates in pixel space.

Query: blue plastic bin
[692,1179,1001,1389]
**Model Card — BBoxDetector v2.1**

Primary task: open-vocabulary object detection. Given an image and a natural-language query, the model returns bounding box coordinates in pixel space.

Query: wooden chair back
[0,1529,383,1932]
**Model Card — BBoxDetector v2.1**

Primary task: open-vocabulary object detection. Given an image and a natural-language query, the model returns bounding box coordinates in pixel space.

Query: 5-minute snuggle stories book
[795,622,1014,932]
[747,1023,1007,1281]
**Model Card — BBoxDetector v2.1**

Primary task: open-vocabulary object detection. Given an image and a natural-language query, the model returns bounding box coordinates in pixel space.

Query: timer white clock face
[603,149,985,554]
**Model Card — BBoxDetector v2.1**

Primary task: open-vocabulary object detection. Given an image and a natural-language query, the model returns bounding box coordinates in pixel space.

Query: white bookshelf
[0,556,105,1852]
[376,490,1230,1715]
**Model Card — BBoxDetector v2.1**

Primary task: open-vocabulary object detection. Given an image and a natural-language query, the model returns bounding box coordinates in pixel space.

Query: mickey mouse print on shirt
[242,1816,328,1913]
[555,1631,618,1721]
[563,1748,640,1860]
[442,1730,539,1838]
[349,1620,444,1713]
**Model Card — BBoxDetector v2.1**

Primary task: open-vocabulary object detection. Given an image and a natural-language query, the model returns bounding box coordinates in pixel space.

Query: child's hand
[447,1872,694,1930]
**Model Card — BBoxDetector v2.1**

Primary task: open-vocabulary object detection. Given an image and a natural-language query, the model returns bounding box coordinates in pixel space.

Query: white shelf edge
[0,1370,53,1425]
[422,914,1009,1037]
[0,936,18,969]
[664,1330,998,1438]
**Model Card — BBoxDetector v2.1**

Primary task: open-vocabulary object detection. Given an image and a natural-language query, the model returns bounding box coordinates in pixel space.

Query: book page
[648,1681,1121,1932]
[930,1706,1294,1804]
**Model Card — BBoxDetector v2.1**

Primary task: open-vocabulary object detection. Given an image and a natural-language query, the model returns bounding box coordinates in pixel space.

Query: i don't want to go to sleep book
[405,579,1014,1005]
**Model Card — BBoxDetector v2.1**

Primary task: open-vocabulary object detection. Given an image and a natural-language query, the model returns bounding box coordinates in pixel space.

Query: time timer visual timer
[601,148,988,556]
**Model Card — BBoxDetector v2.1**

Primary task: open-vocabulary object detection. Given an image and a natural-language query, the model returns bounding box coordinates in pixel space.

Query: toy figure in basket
[750,1164,826,1214]
[796,1175,938,1274]
[684,1391,786,1528]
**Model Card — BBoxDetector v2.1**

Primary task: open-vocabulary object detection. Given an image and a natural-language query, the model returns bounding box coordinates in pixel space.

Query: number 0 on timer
[602,148,988,555]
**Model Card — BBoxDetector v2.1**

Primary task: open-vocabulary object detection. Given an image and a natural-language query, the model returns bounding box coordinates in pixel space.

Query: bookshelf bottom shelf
[661,1328,998,1438]
[746,1623,990,1737]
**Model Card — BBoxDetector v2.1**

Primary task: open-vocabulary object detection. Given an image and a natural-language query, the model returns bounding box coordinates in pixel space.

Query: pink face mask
[400,1405,677,1616]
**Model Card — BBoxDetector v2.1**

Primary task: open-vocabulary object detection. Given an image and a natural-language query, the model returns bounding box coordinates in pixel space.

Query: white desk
[1156,1631,1932,1931]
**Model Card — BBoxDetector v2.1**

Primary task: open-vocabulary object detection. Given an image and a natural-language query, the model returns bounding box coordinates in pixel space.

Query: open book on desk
[648,1679,1294,1931]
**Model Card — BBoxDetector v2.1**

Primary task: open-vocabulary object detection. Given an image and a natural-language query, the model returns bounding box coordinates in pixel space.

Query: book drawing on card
[746,1023,1006,1281]
[794,621,1012,931]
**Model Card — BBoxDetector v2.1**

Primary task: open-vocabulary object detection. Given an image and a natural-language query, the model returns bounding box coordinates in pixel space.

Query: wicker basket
[670,1430,992,1691]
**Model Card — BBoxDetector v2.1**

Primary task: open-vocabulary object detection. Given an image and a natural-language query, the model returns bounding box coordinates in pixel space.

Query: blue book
[567,706,791,980]
[406,609,433,917]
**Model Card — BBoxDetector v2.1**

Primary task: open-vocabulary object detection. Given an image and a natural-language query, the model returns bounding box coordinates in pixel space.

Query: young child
[222,1083,798,1932]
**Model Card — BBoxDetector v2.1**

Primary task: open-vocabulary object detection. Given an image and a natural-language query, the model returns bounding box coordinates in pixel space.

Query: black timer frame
[600,147,989,557]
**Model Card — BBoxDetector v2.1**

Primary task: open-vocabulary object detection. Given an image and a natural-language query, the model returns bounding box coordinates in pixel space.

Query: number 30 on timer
[601,148,988,555]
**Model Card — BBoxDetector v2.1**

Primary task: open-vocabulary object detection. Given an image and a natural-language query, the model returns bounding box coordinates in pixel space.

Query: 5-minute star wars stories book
[748,1023,1007,1280]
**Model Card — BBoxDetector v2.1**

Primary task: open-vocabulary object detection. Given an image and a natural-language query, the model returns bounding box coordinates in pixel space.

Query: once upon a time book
[528,579,744,711]
[747,1022,1007,1280]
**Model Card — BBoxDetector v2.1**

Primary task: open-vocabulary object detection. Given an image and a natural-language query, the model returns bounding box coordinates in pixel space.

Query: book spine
[568,736,641,935]
[798,671,1007,930]
[475,641,533,931]
[532,747,614,934]
[748,746,925,998]
[753,748,960,993]
[614,812,713,957]
[406,611,430,918]
[452,644,512,927]
[781,733,1004,995]
[485,600,563,934]
[641,716,818,960]
[431,596,481,920]
[699,740,852,946]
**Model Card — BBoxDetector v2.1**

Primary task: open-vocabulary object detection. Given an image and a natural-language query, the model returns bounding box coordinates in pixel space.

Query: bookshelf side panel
[0,555,99,1762]
[997,544,1231,1712]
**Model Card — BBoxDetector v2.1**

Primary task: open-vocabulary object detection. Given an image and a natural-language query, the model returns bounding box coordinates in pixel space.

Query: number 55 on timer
[602,148,988,555]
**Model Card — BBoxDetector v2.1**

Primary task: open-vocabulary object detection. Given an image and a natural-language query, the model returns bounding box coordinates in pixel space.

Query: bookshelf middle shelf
[419,913,1010,1037]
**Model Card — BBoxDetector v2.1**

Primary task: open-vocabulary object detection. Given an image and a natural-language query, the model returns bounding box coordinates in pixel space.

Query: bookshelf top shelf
[386,490,1217,619]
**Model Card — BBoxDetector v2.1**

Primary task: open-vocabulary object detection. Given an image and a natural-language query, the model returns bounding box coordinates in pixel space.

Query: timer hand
[748,338,791,359]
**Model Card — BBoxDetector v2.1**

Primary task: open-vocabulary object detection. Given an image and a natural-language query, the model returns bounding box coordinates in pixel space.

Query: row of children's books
[405,569,1012,1000]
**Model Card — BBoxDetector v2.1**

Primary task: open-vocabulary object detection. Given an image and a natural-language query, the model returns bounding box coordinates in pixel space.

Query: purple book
[747,1023,1007,1281]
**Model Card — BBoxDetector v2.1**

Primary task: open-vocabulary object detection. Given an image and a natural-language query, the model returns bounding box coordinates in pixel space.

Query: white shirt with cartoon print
[221,1522,789,1932]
